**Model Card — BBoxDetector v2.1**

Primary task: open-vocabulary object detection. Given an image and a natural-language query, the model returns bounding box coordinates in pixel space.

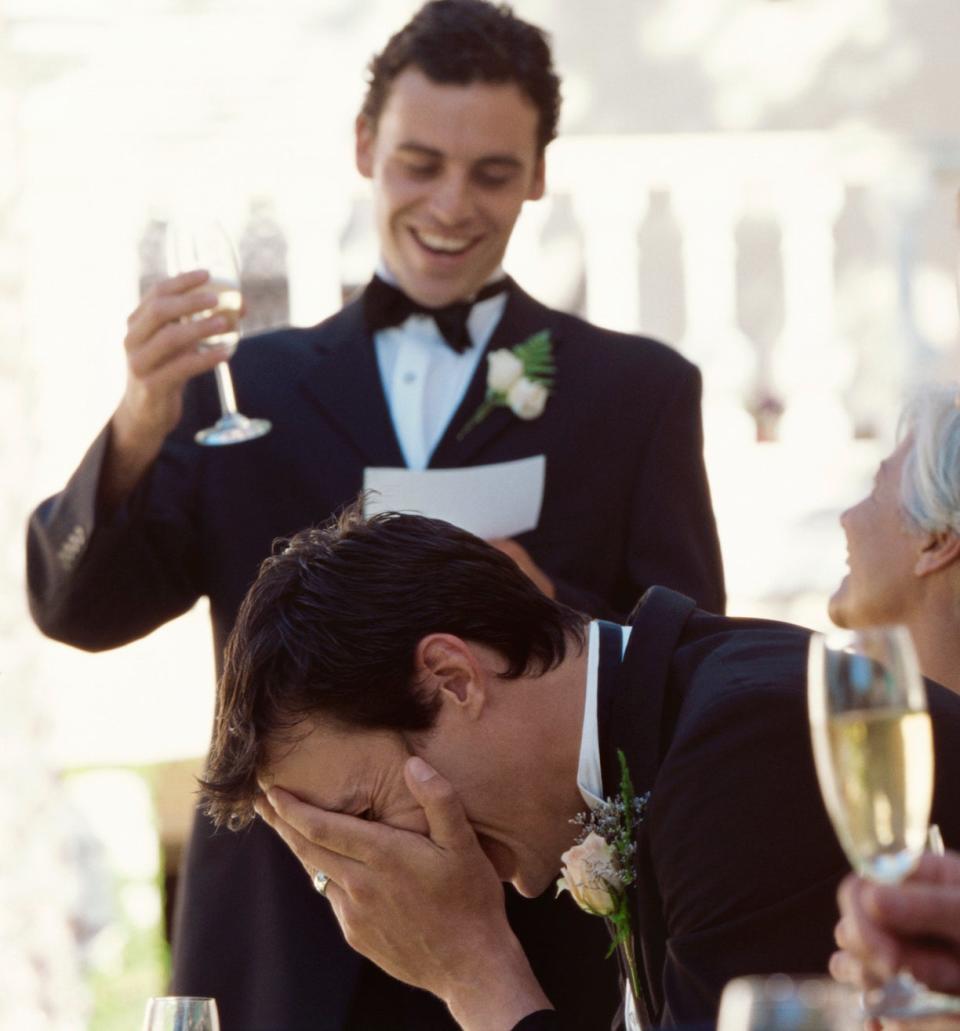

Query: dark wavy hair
[361,0,562,153]
[201,501,585,828]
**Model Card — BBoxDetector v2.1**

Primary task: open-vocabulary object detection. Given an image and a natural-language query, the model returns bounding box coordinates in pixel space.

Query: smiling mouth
[410,228,479,257]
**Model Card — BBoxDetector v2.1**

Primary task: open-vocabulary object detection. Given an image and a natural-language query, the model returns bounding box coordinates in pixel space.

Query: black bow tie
[363,275,511,353]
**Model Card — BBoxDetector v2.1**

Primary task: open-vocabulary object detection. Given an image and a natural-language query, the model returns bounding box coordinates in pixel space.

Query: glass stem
[214,362,238,416]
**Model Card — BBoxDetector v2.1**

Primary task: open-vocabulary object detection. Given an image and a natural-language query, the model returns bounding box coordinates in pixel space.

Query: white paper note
[363,455,546,539]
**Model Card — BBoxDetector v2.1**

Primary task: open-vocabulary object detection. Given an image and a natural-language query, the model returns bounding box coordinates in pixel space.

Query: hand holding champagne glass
[808,625,960,1019]
[165,217,271,446]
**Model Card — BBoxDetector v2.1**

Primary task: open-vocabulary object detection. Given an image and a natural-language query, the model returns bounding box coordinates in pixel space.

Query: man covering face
[204,503,960,1029]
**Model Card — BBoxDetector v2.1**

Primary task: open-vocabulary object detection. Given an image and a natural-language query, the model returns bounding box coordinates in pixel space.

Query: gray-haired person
[829,383,960,694]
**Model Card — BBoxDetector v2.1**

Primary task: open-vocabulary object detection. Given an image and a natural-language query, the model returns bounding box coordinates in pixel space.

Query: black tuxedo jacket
[595,588,960,1029]
[27,284,724,1031]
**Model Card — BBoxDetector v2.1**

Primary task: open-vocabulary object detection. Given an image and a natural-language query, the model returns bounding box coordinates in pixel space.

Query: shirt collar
[577,621,632,810]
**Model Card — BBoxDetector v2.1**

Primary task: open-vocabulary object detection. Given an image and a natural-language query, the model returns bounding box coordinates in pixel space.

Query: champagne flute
[808,625,960,1019]
[165,217,271,446]
[717,974,861,1031]
[142,996,220,1031]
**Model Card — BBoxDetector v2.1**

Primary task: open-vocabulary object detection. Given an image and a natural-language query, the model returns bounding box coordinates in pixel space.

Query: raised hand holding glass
[165,218,270,446]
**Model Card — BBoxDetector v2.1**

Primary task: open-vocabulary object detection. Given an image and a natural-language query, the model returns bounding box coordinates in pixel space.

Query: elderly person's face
[829,439,927,629]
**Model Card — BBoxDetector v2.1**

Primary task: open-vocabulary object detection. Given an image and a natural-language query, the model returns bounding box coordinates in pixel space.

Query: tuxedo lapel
[429,284,558,468]
[598,588,697,1028]
[298,297,406,467]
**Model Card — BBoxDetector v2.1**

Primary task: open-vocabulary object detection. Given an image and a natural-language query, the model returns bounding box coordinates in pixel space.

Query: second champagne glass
[717,974,860,1031]
[165,217,271,446]
[808,625,960,1020]
[142,995,220,1031]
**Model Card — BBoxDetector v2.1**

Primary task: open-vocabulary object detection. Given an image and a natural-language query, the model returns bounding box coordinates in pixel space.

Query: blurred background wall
[3,1,959,1026]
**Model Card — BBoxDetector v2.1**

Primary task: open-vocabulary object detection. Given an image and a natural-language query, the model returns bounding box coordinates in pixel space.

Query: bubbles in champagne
[826,708,933,883]
[191,275,242,355]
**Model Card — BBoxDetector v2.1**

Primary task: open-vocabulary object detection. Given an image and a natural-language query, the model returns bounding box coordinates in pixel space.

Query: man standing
[26,2,724,1028]
[205,506,960,1029]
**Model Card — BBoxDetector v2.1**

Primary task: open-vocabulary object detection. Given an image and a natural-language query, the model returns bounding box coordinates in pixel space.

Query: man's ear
[355,114,375,179]
[414,634,486,717]
[915,530,960,577]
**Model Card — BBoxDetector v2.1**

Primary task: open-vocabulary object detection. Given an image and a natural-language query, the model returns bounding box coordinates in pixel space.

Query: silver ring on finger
[312,869,330,896]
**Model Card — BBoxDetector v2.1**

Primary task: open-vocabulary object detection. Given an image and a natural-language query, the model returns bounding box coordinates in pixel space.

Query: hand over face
[255,756,550,1025]
[831,852,960,1001]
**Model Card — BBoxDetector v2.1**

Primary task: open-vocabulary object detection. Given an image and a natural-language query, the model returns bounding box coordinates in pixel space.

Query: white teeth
[416,231,472,254]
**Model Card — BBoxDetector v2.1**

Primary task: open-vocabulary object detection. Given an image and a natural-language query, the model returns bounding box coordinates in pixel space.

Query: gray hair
[899,383,960,535]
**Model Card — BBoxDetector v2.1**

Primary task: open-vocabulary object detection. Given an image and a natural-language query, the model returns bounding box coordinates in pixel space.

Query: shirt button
[403,371,417,384]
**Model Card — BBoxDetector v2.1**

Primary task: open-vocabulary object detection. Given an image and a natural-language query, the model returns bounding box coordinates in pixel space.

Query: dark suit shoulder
[512,286,697,382]
[670,611,811,701]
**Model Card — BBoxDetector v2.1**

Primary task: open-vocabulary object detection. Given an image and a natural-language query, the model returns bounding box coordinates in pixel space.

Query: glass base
[195,413,271,446]
[864,972,960,1020]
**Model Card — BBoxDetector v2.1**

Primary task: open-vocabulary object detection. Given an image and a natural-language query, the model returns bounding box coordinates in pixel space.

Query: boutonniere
[557,751,648,1014]
[456,329,555,440]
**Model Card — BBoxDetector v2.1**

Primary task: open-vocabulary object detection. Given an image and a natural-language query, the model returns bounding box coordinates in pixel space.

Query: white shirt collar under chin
[577,621,632,810]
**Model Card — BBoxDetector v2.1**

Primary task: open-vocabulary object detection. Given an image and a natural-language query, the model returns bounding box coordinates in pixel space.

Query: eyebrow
[396,143,524,169]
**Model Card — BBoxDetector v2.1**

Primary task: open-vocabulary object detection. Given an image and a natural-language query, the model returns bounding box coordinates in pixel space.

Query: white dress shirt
[577,620,632,809]
[372,262,509,470]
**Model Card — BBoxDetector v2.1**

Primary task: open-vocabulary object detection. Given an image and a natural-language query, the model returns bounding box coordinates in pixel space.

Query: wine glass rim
[147,996,217,1003]
[816,623,913,647]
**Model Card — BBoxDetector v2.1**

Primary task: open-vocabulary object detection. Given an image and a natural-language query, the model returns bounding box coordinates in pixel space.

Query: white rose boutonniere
[556,832,623,916]
[557,750,648,1018]
[506,377,549,420]
[456,330,555,440]
[486,348,525,393]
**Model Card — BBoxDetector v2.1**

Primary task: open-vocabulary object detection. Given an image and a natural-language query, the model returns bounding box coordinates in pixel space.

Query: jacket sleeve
[511,1011,560,1031]
[26,399,207,651]
[623,362,725,615]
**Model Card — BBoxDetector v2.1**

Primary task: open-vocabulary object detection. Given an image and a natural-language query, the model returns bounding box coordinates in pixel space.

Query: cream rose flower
[556,832,623,916]
[506,377,549,420]
[487,348,525,393]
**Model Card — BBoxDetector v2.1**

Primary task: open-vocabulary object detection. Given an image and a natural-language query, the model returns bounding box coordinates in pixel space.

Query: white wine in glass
[808,625,960,1019]
[142,995,220,1031]
[165,217,271,446]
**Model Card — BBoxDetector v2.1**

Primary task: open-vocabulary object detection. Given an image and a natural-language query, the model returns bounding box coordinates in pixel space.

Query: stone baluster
[570,163,651,333]
[671,169,757,447]
[278,189,354,325]
[504,195,559,303]
[770,169,854,445]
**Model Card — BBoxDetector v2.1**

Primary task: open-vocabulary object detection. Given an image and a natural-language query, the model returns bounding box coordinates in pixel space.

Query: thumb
[404,757,476,851]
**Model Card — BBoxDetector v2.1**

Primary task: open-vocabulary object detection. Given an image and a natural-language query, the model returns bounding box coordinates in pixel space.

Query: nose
[427,170,473,226]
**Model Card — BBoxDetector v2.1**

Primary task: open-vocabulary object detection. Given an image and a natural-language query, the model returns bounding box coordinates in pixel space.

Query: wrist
[443,931,552,1031]
[101,402,168,509]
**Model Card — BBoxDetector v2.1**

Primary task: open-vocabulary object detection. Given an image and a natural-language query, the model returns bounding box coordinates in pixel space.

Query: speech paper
[363,455,546,539]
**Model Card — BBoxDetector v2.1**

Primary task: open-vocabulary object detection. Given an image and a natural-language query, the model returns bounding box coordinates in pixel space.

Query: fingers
[129,315,229,374]
[126,271,209,341]
[255,793,360,884]
[265,787,398,864]
[865,879,960,941]
[828,947,862,987]
[897,946,960,997]
[836,876,900,980]
[404,757,477,853]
